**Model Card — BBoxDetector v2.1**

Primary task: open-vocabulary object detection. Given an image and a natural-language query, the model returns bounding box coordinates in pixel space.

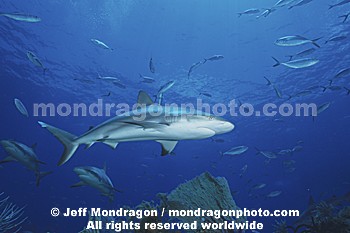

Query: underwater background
[1,0,350,232]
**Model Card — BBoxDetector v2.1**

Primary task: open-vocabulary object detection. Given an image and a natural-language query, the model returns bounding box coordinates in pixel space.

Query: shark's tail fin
[38,121,79,166]
[35,171,53,186]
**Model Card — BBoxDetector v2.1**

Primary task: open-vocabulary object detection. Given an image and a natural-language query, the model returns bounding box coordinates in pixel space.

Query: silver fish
[256,8,276,18]
[274,0,298,8]
[273,85,283,98]
[334,68,350,79]
[224,146,248,156]
[256,148,277,159]
[275,35,321,48]
[0,12,41,22]
[97,73,121,82]
[272,57,319,69]
[237,8,260,17]
[325,35,346,44]
[139,74,155,83]
[156,81,176,104]
[91,39,113,50]
[317,102,331,115]
[286,48,316,61]
[14,98,29,117]
[27,51,47,73]
[267,190,282,198]
[188,61,204,78]
[203,55,224,63]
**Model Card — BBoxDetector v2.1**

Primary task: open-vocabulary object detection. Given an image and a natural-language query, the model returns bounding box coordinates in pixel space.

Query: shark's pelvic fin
[102,140,119,149]
[38,121,79,166]
[0,156,17,164]
[156,140,178,156]
[137,91,154,106]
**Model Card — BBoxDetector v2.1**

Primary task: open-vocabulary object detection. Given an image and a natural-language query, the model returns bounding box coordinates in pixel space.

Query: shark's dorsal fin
[156,140,178,156]
[138,91,154,106]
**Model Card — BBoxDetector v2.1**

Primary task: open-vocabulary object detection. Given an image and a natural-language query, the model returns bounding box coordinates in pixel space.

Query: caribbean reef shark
[38,91,234,166]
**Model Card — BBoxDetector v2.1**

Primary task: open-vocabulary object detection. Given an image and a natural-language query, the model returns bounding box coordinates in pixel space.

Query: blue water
[1,0,350,232]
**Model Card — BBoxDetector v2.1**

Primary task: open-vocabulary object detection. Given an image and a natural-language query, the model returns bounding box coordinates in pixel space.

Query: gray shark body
[39,91,234,166]
[0,140,51,186]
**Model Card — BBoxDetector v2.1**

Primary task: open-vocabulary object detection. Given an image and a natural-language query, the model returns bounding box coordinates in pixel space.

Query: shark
[71,165,121,202]
[0,140,52,186]
[38,91,234,166]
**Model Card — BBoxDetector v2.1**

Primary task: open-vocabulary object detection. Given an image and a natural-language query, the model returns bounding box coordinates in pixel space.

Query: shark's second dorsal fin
[138,91,154,106]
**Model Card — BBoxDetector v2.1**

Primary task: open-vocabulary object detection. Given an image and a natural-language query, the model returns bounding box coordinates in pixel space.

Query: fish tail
[237,13,242,18]
[312,37,322,48]
[271,57,280,67]
[254,147,261,155]
[35,171,53,186]
[285,55,293,61]
[344,87,350,95]
[320,86,327,92]
[38,121,79,166]
[328,4,335,9]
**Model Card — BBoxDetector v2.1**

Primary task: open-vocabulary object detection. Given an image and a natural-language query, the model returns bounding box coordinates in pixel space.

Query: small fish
[329,0,350,9]
[286,48,316,61]
[317,102,331,115]
[199,92,212,98]
[91,39,113,50]
[239,164,248,178]
[274,0,298,8]
[156,80,176,104]
[275,35,321,48]
[203,55,224,63]
[288,0,314,9]
[14,98,29,117]
[321,85,343,92]
[139,74,155,83]
[267,190,282,198]
[237,8,260,17]
[334,68,350,79]
[256,148,277,159]
[252,183,267,190]
[339,12,350,23]
[256,8,276,18]
[325,35,347,44]
[278,149,293,155]
[113,81,126,89]
[188,61,203,78]
[27,51,47,73]
[224,146,249,156]
[288,90,312,99]
[149,57,156,73]
[272,57,319,69]
[97,73,121,82]
[0,12,41,22]
[292,145,303,152]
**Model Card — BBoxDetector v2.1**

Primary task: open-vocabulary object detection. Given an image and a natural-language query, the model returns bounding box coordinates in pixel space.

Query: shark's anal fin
[156,140,178,156]
[71,181,85,188]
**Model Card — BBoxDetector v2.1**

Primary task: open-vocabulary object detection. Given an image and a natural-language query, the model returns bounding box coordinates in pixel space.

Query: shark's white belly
[79,120,216,144]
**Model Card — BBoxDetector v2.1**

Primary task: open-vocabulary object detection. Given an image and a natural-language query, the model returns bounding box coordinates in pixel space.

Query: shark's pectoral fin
[0,156,17,164]
[70,181,85,188]
[85,142,95,149]
[156,140,178,156]
[102,141,119,149]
